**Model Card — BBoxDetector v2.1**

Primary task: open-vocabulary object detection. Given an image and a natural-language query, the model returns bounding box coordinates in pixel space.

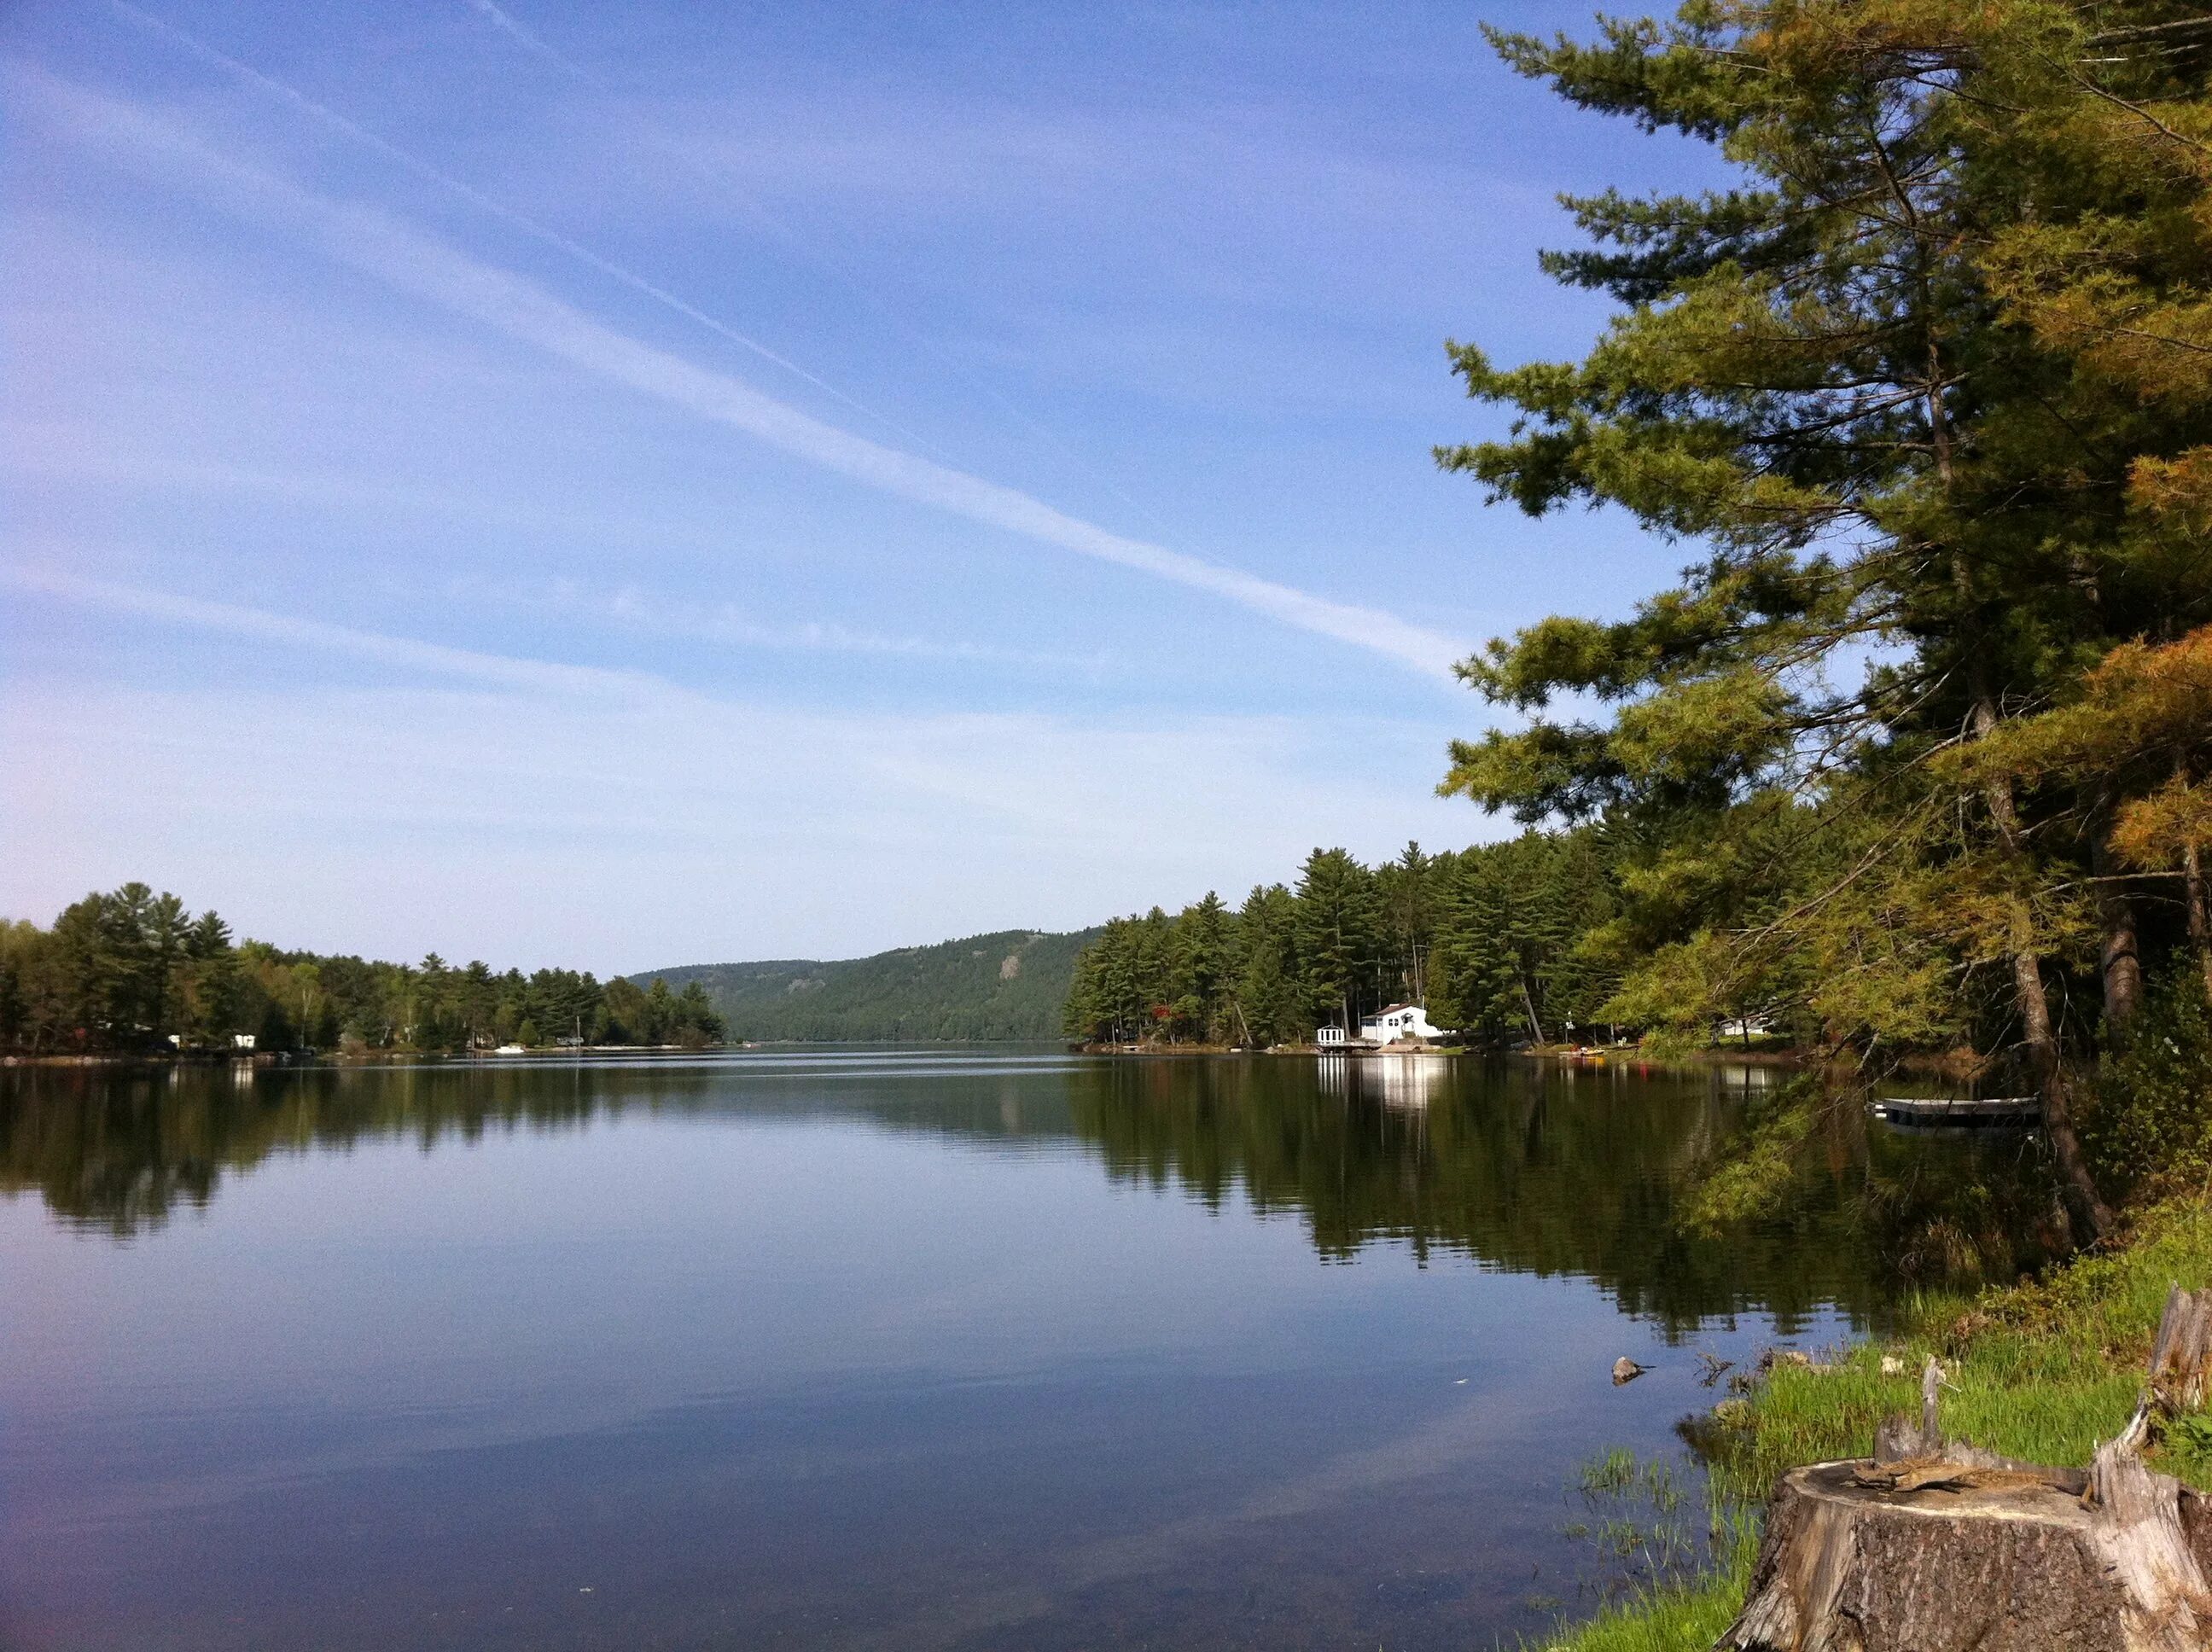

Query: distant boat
[492,1044,527,1056]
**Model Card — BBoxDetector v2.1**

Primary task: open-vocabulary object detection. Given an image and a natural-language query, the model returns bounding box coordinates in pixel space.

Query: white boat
[492,1043,527,1056]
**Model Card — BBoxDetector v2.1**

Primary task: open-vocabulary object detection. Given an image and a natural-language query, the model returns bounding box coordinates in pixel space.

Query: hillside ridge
[632,925,1103,1042]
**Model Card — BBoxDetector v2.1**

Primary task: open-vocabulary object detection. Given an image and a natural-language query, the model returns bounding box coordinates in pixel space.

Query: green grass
[1533,1195,2212,1651]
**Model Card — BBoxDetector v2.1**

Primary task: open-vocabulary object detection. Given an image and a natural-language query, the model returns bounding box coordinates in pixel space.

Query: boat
[492,1043,527,1056]
[1868,1096,2040,1127]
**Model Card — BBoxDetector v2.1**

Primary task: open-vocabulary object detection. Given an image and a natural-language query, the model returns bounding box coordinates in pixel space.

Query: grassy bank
[1541,1195,2212,1652]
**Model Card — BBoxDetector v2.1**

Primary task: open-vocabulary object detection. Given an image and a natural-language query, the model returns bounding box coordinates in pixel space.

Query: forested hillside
[640,927,1102,1042]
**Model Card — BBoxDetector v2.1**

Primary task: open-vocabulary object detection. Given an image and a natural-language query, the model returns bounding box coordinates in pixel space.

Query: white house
[1359,1003,1447,1044]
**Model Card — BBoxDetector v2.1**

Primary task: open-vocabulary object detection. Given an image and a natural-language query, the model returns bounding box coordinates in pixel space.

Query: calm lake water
[0,1050,2034,1651]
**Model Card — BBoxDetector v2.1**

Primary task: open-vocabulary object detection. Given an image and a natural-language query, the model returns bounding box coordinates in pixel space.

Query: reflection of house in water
[1315,1050,1449,1107]
[1366,1052,1449,1108]
[1711,1062,1782,1093]
[1309,1062,1451,1110]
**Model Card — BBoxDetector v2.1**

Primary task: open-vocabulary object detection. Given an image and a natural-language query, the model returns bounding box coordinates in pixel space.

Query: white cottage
[1359,1003,1447,1044]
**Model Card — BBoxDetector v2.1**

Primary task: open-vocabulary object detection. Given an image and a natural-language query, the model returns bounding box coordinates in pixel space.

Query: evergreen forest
[1072,0,2212,1245]
[1061,836,1623,1048]
[0,882,725,1054]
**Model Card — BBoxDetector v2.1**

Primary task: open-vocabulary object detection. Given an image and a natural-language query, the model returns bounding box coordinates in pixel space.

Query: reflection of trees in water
[0,1060,2049,1333]
[1066,1058,1876,1336]
[1062,1058,2052,1338]
[0,1063,621,1236]
[0,1062,1081,1237]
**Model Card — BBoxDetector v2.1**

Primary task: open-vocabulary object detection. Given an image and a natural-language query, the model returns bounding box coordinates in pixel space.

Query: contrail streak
[105,0,959,463]
[19,67,1468,678]
[3,562,675,702]
[459,0,1180,538]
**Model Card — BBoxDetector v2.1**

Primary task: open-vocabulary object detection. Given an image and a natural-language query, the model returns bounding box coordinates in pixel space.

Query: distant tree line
[0,882,725,1054]
[1062,835,1624,1047]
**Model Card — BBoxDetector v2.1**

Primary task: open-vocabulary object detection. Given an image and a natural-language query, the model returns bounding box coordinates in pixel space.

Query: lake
[0,1050,2037,1651]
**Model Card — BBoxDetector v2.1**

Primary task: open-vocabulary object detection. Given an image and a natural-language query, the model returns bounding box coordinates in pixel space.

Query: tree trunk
[2012,934,2115,1240]
[2095,840,2145,1038]
[1519,969,1546,1046]
[1722,1341,2212,1652]
[1972,695,2112,1240]
[1720,1436,2212,1652]
[2186,837,2212,1011]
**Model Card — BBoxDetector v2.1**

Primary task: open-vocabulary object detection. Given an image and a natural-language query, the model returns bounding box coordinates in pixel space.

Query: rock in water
[1611,1357,1648,1386]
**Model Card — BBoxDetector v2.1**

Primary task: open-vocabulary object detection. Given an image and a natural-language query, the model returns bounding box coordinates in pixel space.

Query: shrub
[2085,973,2212,1199]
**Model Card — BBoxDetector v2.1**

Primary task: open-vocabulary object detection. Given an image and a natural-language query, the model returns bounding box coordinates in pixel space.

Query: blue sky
[2,0,1718,970]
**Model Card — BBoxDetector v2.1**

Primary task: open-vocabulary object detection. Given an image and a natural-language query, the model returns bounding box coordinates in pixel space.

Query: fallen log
[1720,1308,2212,1652]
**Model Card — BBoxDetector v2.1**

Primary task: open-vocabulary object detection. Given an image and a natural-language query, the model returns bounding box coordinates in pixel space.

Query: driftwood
[1720,1291,2212,1652]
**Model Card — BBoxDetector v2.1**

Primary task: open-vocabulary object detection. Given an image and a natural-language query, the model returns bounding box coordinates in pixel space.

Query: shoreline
[1539,1194,2212,1650]
[1068,1038,1808,1063]
[0,1043,726,1068]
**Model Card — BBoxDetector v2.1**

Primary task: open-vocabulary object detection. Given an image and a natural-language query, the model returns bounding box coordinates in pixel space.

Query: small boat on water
[1868,1096,2040,1127]
[492,1043,527,1056]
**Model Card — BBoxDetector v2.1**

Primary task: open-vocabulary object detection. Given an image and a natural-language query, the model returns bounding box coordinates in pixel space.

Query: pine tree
[1171,892,1234,1040]
[1295,849,1382,1033]
[1231,884,1302,1046]
[1433,0,2212,1236]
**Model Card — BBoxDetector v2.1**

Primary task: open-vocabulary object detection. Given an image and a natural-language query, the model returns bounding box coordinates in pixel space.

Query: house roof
[1366,1003,1417,1018]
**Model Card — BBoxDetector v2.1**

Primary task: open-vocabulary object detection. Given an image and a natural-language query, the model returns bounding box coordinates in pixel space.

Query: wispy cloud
[451,0,1169,528]
[2,568,1471,964]
[5,561,676,701]
[101,1,958,462]
[15,62,1471,681]
[474,573,1120,674]
[1,440,1115,675]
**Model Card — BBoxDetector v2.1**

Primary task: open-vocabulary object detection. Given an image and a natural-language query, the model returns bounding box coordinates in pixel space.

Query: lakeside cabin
[1360,1003,1446,1044]
[1313,1006,1448,1049]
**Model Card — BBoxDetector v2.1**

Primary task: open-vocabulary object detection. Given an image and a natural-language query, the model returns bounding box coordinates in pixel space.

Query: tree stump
[1719,1341,2212,1652]
[2149,1286,2212,1412]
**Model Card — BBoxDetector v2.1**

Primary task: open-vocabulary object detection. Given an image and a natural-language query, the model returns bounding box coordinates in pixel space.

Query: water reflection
[0,1051,2060,1652]
[0,1053,2040,1334]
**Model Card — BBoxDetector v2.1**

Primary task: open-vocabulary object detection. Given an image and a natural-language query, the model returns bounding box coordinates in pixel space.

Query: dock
[1868,1096,2040,1127]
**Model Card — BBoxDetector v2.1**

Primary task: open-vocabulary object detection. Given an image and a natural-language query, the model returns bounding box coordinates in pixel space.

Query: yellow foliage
[2113,777,2212,869]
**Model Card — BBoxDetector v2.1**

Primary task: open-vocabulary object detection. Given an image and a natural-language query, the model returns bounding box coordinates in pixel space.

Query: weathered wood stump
[2150,1286,2212,1412]
[1720,1292,2212,1652]
[1719,1446,2207,1650]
